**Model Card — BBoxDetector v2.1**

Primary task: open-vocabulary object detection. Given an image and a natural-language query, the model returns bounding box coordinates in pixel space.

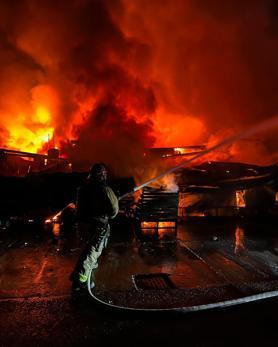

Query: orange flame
[6,106,54,153]
[1,0,277,170]
[234,226,246,255]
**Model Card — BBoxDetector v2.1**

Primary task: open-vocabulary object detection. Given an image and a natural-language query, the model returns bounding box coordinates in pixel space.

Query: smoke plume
[0,0,278,178]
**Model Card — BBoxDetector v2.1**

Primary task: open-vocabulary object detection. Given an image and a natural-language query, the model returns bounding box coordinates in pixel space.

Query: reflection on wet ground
[1,219,278,347]
[1,219,278,309]
[91,221,278,308]
[234,226,246,255]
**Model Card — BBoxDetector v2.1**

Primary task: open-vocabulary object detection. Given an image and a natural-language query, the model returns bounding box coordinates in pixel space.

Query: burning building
[0,0,277,233]
[0,0,278,177]
[0,147,71,176]
[177,161,278,218]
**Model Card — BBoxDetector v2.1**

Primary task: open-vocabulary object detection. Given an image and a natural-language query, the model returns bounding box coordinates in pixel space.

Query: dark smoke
[0,0,277,174]
[118,0,278,160]
[63,100,155,177]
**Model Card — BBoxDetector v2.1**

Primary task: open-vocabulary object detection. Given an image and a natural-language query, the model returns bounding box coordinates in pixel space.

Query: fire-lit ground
[0,220,278,346]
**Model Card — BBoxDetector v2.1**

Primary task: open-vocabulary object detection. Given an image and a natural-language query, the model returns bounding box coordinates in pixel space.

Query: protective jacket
[76,182,119,223]
[72,181,119,286]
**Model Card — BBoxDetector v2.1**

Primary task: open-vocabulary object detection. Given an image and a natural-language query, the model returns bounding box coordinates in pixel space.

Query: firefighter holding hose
[71,163,119,292]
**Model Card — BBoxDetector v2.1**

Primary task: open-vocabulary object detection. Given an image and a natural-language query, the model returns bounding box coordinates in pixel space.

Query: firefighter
[71,163,119,292]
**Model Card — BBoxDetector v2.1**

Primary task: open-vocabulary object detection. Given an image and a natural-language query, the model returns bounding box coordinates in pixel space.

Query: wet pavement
[1,219,278,346]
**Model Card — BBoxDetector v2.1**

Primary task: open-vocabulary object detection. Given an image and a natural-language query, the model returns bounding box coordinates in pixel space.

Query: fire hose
[87,116,278,311]
[87,246,278,312]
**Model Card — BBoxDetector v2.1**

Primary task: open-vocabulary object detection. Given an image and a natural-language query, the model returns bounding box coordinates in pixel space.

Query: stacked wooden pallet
[135,187,179,238]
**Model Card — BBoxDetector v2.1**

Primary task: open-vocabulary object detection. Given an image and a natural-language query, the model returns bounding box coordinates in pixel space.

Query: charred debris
[0,160,277,235]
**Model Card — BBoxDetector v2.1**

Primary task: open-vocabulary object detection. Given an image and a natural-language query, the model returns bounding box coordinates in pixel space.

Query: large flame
[6,105,54,153]
[0,83,58,153]
[0,0,277,173]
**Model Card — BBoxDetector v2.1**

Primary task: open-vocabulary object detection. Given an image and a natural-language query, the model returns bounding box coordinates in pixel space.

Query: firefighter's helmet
[88,163,108,182]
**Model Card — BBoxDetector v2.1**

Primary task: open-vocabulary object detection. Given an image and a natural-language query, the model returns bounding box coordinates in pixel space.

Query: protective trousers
[74,222,110,284]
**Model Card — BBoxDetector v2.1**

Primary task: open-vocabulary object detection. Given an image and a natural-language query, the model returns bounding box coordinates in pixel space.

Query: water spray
[88,115,278,311]
[119,115,278,200]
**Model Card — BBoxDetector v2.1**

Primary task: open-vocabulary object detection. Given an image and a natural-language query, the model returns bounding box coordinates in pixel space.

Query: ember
[236,190,246,208]
[45,203,76,225]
